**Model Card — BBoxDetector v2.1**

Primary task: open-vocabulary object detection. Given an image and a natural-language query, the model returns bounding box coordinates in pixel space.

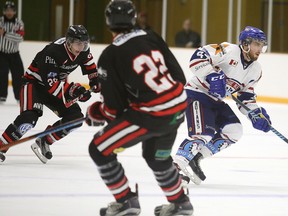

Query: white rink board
[19,41,288,100]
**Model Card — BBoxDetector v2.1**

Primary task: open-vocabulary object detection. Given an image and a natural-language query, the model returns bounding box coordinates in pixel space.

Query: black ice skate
[174,152,206,185]
[100,195,141,216]
[0,97,6,103]
[31,137,53,164]
[188,152,206,182]
[154,195,194,216]
[0,140,7,162]
[0,152,6,162]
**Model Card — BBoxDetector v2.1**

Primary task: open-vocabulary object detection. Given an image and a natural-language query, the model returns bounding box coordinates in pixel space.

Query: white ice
[1,87,288,216]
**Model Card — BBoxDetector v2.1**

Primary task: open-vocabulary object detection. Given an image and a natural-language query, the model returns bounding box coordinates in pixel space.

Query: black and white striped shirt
[0,16,24,54]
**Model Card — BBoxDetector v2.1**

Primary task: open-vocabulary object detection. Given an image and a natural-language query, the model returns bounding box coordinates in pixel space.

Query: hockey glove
[66,82,91,102]
[88,72,101,93]
[86,102,105,126]
[248,107,271,132]
[206,71,226,99]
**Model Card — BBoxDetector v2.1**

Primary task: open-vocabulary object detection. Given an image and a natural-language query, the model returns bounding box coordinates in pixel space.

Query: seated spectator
[175,19,201,48]
[135,11,152,32]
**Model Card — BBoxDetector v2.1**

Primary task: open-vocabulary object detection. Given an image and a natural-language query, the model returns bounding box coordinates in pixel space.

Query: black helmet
[66,25,89,42]
[105,0,137,32]
[66,25,90,51]
[3,1,16,11]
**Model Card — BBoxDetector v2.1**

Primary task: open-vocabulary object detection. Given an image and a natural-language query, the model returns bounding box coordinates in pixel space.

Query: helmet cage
[66,25,90,52]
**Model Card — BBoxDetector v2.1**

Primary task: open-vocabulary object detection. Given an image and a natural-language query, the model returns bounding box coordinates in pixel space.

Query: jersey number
[133,51,175,94]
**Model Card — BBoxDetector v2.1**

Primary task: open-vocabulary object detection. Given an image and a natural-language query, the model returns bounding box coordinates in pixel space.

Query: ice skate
[0,97,6,103]
[100,195,141,216]
[0,140,7,162]
[154,195,194,216]
[174,138,206,185]
[174,154,202,185]
[0,152,6,162]
[31,137,53,164]
[189,152,206,181]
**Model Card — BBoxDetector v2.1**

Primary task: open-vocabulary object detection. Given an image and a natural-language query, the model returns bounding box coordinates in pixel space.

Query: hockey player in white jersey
[174,26,272,185]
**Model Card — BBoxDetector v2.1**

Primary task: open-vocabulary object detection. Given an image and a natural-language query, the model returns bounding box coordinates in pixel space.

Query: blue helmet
[239,26,267,46]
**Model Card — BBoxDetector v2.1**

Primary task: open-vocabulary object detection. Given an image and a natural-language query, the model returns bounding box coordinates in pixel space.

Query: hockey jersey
[185,42,263,115]
[23,37,97,99]
[0,16,24,53]
[97,29,187,120]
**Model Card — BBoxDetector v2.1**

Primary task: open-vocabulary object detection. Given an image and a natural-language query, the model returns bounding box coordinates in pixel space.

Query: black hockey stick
[230,94,288,144]
[0,117,86,151]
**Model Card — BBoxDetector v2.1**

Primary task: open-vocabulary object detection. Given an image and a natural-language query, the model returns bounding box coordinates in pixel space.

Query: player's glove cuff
[248,107,271,132]
[86,102,105,126]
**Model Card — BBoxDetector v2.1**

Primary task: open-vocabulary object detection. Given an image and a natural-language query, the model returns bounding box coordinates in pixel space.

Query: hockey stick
[0,117,86,151]
[63,95,84,108]
[230,94,288,144]
[62,87,95,108]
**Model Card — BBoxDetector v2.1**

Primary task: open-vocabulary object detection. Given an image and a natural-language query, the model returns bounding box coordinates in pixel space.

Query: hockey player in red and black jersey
[85,1,193,216]
[0,25,100,164]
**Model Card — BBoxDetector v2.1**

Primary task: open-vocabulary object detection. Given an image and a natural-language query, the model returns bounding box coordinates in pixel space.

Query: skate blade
[174,156,202,185]
[31,143,48,164]
[180,166,202,185]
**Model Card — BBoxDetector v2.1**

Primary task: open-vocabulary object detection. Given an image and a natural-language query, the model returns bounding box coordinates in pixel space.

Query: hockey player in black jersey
[0,25,100,163]
[86,1,193,216]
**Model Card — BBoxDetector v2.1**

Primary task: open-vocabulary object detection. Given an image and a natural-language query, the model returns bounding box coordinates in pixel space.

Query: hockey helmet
[239,26,267,52]
[105,0,137,32]
[3,1,16,11]
[66,25,90,51]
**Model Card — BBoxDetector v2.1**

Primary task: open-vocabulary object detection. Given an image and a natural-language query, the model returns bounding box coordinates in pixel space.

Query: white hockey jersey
[185,42,262,115]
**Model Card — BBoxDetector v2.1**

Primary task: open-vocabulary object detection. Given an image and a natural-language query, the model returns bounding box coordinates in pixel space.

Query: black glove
[86,102,106,126]
[248,107,271,132]
[88,72,101,93]
[66,82,91,102]
[206,71,226,99]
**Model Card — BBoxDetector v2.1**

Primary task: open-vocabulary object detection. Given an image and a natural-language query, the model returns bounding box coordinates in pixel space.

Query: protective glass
[250,40,268,53]
[72,39,90,52]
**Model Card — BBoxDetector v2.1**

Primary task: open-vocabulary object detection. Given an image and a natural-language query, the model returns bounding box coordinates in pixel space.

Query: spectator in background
[135,11,152,32]
[0,1,24,103]
[175,18,201,48]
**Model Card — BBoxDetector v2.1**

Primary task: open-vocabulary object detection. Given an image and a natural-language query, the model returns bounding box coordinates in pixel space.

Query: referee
[0,1,24,103]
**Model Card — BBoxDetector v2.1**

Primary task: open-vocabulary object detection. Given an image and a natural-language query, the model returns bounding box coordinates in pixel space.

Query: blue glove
[248,107,271,132]
[206,71,226,98]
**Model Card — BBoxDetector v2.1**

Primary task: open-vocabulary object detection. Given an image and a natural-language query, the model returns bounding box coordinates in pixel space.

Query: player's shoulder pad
[45,41,66,65]
[204,42,234,56]
[190,47,210,62]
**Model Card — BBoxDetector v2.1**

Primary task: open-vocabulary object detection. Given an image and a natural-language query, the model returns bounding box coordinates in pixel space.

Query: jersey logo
[33,103,43,110]
[45,56,56,65]
[59,64,78,70]
[229,59,238,67]
[47,72,57,78]
[18,123,33,135]
[98,67,107,80]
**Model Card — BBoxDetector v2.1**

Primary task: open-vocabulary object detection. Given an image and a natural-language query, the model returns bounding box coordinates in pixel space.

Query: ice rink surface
[1,88,288,216]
